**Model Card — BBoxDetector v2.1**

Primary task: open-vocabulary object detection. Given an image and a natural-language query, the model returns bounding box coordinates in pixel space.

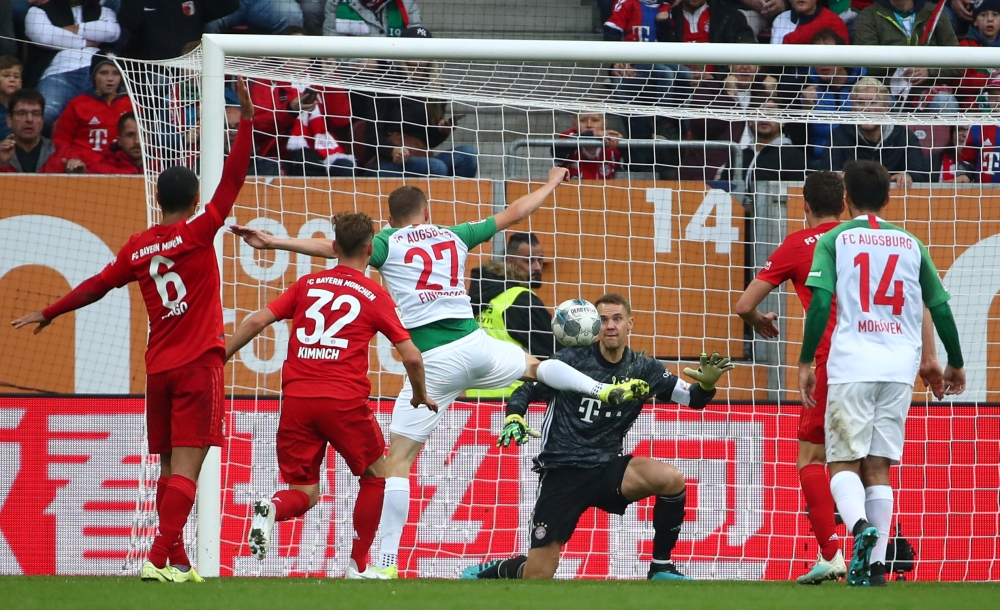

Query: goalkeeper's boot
[796,549,846,585]
[249,498,276,561]
[140,561,175,582]
[461,559,506,579]
[598,378,651,405]
[368,564,398,579]
[170,565,205,583]
[847,520,879,587]
[868,562,888,587]
[346,560,392,580]
[648,561,693,581]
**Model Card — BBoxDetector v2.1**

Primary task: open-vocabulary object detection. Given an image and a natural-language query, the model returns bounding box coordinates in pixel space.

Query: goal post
[107,34,1000,579]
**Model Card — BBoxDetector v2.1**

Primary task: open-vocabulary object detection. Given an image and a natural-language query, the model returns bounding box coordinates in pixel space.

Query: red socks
[148,475,197,569]
[350,477,386,569]
[154,475,192,567]
[272,489,311,522]
[799,464,839,561]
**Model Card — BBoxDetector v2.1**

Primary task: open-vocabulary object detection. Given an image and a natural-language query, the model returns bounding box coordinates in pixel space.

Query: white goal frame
[194,34,1000,577]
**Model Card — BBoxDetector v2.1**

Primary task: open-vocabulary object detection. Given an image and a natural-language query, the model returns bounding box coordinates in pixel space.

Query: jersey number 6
[298,289,362,348]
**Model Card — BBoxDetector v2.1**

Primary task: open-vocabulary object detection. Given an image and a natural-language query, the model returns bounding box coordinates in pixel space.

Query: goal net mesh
[6,45,996,579]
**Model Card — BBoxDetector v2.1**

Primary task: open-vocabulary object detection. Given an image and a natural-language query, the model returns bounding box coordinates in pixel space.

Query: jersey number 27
[405,241,459,290]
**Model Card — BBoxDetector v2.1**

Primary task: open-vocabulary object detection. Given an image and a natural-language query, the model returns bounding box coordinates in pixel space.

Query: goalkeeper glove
[683,352,736,391]
[496,414,541,447]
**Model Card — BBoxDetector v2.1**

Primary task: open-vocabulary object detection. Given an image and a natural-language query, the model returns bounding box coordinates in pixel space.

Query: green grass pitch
[4,577,998,610]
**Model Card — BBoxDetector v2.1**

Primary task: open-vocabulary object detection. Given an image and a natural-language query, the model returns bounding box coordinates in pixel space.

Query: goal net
[2,36,998,580]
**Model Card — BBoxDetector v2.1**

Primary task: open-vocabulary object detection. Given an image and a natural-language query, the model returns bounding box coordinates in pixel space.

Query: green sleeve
[929,301,964,369]
[918,242,950,308]
[799,287,832,364]
[451,217,498,249]
[804,232,837,294]
[370,231,389,269]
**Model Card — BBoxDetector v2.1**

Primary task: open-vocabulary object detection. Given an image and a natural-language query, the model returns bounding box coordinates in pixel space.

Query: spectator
[324,0,421,37]
[25,0,121,128]
[658,0,757,45]
[467,232,560,389]
[935,124,973,182]
[206,0,304,35]
[0,88,70,172]
[944,0,976,38]
[799,29,865,168]
[52,55,132,170]
[0,55,22,140]
[957,0,1000,108]
[735,0,790,38]
[736,92,807,195]
[959,76,1000,182]
[855,0,961,111]
[365,27,476,177]
[556,112,622,180]
[771,0,850,44]
[118,0,238,60]
[825,77,931,184]
[91,110,142,174]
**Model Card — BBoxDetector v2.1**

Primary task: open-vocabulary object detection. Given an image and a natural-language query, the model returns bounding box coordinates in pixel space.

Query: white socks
[377,477,410,569]
[535,359,604,397]
[865,485,893,564]
[829,470,868,533]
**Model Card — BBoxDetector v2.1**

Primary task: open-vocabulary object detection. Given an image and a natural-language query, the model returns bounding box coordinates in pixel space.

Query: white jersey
[806,214,951,385]
[370,219,497,330]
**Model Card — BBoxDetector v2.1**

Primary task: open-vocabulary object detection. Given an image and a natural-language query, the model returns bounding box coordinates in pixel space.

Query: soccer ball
[552,299,601,347]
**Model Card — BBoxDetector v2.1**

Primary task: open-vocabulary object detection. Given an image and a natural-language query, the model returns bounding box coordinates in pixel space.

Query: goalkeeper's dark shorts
[529,455,633,549]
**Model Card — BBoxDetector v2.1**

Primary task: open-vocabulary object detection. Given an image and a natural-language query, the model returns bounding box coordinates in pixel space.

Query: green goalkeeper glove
[497,414,541,447]
[683,352,736,391]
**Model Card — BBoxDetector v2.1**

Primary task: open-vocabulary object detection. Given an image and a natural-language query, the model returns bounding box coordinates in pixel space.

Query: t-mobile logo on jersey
[579,397,620,423]
[88,129,109,151]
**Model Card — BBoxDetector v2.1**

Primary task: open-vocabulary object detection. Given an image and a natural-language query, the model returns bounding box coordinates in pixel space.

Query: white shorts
[825,382,912,464]
[390,329,527,442]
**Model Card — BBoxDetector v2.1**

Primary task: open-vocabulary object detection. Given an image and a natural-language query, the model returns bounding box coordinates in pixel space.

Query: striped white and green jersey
[370,217,497,351]
[806,215,950,385]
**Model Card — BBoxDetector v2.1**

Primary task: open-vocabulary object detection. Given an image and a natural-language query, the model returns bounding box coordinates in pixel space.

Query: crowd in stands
[0,0,997,184]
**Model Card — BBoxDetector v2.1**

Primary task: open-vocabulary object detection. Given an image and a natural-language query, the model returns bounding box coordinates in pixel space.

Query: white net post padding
[115,36,1000,580]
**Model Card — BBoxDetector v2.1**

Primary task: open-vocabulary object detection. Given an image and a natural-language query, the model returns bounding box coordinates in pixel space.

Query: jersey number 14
[854,252,905,315]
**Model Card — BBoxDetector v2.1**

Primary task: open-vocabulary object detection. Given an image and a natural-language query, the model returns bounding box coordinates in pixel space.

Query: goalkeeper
[462,293,734,581]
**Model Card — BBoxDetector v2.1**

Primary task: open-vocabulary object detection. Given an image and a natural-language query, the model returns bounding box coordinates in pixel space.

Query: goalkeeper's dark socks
[272,489,311,521]
[148,475,197,569]
[652,489,686,562]
[350,477,386,568]
[477,556,527,579]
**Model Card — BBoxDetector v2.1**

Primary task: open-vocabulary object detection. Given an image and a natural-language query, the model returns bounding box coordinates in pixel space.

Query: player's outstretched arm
[11,275,115,335]
[496,381,551,447]
[927,301,966,395]
[797,287,832,408]
[395,339,439,412]
[225,307,278,362]
[230,225,337,259]
[919,308,946,400]
[682,352,735,393]
[491,166,569,231]
[206,76,255,222]
[735,279,780,339]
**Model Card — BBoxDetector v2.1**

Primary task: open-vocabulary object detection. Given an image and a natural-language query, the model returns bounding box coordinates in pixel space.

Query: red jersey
[250,80,351,160]
[52,92,133,167]
[558,129,622,180]
[606,0,670,42]
[267,265,410,402]
[90,148,142,175]
[43,119,254,374]
[756,221,839,363]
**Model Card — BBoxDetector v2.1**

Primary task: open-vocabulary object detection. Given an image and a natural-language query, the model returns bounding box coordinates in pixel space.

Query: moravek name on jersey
[130,235,184,261]
[857,319,904,335]
[396,226,442,243]
[306,276,376,301]
[839,232,914,249]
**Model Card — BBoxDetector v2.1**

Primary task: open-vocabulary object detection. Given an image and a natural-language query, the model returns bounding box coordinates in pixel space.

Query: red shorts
[277,396,385,485]
[798,360,828,445]
[146,366,225,454]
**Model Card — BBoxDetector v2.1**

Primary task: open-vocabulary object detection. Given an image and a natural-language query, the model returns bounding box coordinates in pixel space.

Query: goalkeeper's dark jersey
[507,343,714,471]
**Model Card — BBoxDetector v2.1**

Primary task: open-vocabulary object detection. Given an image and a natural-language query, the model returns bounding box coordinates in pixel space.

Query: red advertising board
[0,396,997,580]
